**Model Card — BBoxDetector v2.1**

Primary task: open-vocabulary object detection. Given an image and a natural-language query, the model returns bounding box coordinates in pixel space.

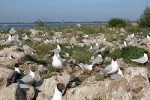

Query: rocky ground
[0,26,150,100]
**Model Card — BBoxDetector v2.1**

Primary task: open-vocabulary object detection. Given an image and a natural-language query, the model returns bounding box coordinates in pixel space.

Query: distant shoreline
[0,21,108,24]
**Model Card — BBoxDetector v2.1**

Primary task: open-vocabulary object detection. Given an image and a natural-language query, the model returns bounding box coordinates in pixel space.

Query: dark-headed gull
[52,83,67,100]
[139,35,150,46]
[6,63,22,86]
[100,57,119,75]
[51,52,63,69]
[131,50,148,65]
[18,67,37,84]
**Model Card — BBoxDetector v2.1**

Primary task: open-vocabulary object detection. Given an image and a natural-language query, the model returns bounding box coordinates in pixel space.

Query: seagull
[8,55,15,59]
[13,40,24,51]
[1,34,13,45]
[62,77,81,96]
[91,52,103,65]
[23,34,29,40]
[90,43,99,51]
[56,38,60,44]
[110,68,124,80]
[53,44,61,56]
[119,41,127,49]
[6,63,22,86]
[125,33,134,42]
[100,57,119,75]
[52,83,67,100]
[51,52,63,69]
[131,50,148,65]
[77,63,94,71]
[139,35,150,46]
[18,67,36,84]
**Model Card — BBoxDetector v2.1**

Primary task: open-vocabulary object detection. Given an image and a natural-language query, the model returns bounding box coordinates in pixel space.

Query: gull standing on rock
[131,50,148,65]
[100,57,119,75]
[6,63,22,86]
[51,52,63,69]
[52,83,67,100]
[18,67,36,84]
[1,34,13,45]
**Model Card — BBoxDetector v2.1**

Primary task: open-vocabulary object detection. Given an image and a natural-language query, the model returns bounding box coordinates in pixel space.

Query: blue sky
[0,0,149,22]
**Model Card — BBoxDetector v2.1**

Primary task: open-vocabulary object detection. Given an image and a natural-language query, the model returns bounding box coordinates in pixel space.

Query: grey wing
[1,40,11,45]
[53,48,60,54]
[110,74,123,80]
[0,40,5,44]
[92,46,99,51]
[140,38,150,44]
[92,57,103,64]
[102,64,112,74]
[132,57,146,63]
[119,44,126,49]
[21,75,34,83]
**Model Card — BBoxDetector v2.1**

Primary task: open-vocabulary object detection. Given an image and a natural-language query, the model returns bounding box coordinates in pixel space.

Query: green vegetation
[139,6,150,27]
[108,18,128,27]
[35,19,47,27]
[110,46,145,63]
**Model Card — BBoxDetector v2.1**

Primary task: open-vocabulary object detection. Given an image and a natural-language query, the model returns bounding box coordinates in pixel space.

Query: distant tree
[35,19,47,27]
[108,18,128,27]
[139,6,150,27]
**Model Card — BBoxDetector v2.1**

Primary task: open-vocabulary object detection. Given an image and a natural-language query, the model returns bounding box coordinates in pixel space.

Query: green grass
[110,46,149,63]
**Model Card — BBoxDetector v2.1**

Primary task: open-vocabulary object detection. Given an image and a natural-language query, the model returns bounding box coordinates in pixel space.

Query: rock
[20,84,35,100]
[106,78,132,100]
[0,45,34,66]
[63,78,131,100]
[36,72,70,99]
[124,67,149,94]
[0,83,25,100]
[29,29,39,37]
[0,67,13,89]
[82,76,96,84]
[136,86,150,100]
[70,37,77,45]
[103,41,115,47]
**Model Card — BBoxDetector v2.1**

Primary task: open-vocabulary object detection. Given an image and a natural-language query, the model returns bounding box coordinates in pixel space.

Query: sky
[0,0,150,22]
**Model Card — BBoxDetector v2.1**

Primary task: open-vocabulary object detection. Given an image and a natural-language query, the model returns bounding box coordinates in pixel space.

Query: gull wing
[110,74,123,80]
[101,64,112,74]
[131,56,147,63]
[21,74,34,83]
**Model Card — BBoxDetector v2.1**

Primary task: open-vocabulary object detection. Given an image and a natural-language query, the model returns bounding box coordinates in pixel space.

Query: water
[0,23,103,31]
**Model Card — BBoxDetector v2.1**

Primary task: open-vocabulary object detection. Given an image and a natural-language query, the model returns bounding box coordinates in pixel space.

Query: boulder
[136,86,150,100]
[0,83,25,100]
[0,67,13,89]
[70,37,77,45]
[124,67,149,94]
[36,72,70,99]
[63,78,131,100]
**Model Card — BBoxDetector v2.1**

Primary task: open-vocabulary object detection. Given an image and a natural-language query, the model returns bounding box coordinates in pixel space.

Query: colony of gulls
[0,26,150,100]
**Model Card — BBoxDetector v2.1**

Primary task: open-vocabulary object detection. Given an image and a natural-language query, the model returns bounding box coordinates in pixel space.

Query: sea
[0,22,106,31]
